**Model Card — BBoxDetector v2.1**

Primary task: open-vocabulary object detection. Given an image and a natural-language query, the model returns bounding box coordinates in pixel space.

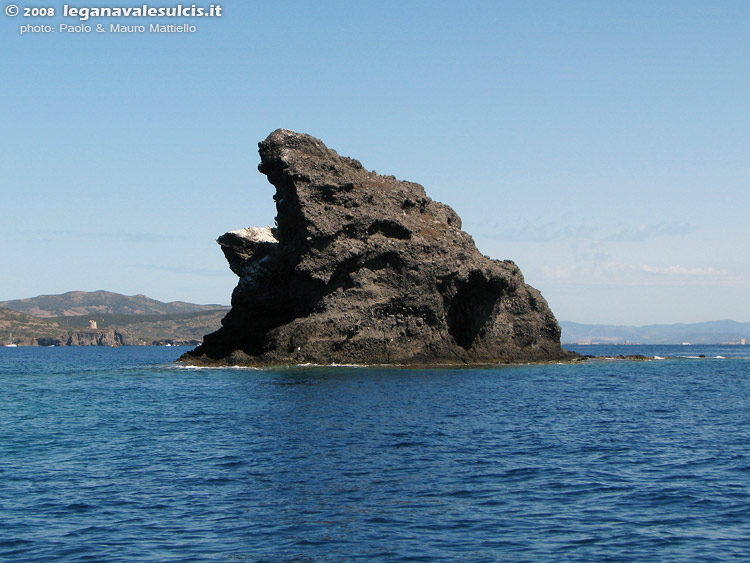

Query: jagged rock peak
[182,129,576,366]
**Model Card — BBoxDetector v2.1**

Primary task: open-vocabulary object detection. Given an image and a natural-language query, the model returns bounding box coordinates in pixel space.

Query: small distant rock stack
[183,130,575,366]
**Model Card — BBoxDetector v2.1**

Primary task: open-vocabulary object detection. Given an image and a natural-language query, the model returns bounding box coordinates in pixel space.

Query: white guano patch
[229,226,278,244]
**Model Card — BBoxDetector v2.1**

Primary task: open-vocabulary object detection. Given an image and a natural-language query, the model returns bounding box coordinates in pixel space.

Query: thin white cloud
[479,223,596,242]
[477,221,693,244]
[541,264,582,281]
[603,222,694,242]
[542,262,741,287]
[641,265,726,276]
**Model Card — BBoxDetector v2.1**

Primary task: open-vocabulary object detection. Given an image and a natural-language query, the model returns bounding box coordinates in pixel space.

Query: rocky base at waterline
[182,130,577,366]
[7,331,203,347]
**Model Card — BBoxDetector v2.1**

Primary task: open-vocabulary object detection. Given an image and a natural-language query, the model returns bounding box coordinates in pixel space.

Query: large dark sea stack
[183,129,575,366]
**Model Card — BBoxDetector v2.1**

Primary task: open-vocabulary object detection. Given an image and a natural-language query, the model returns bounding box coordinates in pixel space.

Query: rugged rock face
[184,129,575,366]
[62,329,131,347]
[11,330,133,347]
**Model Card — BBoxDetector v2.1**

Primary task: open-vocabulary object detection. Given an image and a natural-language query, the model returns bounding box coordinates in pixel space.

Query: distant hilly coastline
[0,291,229,347]
[0,290,226,318]
[561,320,750,345]
[3,291,749,347]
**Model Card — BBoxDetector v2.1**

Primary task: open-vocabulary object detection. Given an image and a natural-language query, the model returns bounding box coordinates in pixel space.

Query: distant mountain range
[0,290,227,318]
[3,291,749,347]
[0,291,229,346]
[561,320,750,345]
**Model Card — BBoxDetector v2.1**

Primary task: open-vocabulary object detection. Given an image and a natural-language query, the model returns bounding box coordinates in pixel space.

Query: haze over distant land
[3,3,749,325]
[561,321,750,345]
[0,291,228,346]
[0,290,226,318]
[2,290,747,348]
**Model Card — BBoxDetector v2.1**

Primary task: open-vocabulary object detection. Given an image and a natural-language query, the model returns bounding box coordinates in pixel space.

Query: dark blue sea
[1,345,749,562]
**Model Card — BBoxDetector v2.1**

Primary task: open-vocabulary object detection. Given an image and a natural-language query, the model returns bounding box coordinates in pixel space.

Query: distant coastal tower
[89,320,98,330]
[742,337,747,346]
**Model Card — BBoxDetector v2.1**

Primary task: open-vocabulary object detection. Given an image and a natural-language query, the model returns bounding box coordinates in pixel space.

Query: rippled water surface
[1,345,749,562]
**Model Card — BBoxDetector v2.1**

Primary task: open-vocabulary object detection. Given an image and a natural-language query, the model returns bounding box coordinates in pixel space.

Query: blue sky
[2,1,749,324]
